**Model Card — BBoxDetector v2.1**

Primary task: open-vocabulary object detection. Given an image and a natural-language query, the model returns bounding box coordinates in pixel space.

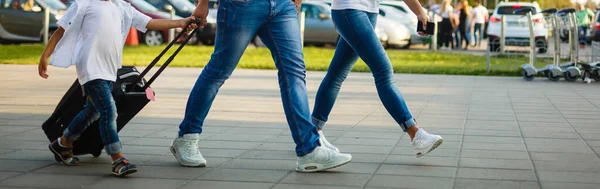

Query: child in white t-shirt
[37,0,196,177]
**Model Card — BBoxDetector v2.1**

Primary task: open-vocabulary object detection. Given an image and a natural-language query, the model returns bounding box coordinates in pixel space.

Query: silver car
[0,0,66,43]
[253,1,338,47]
[380,0,430,47]
[377,14,411,48]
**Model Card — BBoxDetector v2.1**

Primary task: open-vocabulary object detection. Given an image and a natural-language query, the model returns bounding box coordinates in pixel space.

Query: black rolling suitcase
[42,19,201,159]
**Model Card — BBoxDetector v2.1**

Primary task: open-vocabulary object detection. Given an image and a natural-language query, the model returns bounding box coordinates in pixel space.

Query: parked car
[146,0,195,18]
[253,1,339,47]
[380,0,429,47]
[486,2,548,53]
[127,0,184,45]
[317,0,390,48]
[0,0,66,43]
[591,10,600,42]
[377,14,411,48]
[298,1,338,46]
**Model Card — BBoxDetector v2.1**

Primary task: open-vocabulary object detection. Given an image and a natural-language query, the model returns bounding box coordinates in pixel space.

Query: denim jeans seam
[340,10,377,64]
[95,82,111,148]
[90,81,116,148]
[266,24,304,147]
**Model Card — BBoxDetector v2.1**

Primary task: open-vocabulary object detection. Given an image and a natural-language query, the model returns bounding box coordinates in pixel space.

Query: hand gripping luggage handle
[133,18,202,91]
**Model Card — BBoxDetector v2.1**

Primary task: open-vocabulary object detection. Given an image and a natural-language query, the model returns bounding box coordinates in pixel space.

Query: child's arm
[146,17,197,31]
[38,27,65,79]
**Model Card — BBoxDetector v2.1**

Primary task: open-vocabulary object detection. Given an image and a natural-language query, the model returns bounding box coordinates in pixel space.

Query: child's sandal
[112,157,137,177]
[48,140,79,166]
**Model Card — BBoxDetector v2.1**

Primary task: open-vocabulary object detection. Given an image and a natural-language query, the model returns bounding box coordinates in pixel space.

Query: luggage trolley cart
[558,8,583,82]
[540,8,563,81]
[580,41,600,82]
[519,7,543,81]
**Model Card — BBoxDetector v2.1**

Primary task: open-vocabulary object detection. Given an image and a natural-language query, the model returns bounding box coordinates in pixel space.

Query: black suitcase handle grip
[133,18,202,91]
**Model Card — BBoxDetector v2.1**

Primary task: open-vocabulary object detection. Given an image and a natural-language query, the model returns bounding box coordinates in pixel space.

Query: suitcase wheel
[92,150,102,157]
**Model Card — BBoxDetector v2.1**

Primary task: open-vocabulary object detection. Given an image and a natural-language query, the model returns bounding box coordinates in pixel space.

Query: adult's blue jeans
[473,23,483,47]
[579,26,588,45]
[311,9,417,132]
[178,0,319,156]
[63,79,121,155]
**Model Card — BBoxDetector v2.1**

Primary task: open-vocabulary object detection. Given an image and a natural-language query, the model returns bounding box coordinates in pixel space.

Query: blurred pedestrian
[576,3,595,48]
[438,0,454,50]
[455,0,471,50]
[471,0,488,47]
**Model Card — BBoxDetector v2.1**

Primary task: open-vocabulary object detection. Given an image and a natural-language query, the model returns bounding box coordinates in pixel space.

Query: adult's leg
[442,19,452,48]
[178,0,266,136]
[328,10,442,158]
[329,10,416,131]
[255,0,319,156]
[460,24,468,49]
[579,26,588,46]
[474,23,482,47]
[310,37,359,129]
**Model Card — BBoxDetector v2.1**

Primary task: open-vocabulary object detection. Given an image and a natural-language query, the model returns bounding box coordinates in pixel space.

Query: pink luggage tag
[145,87,155,101]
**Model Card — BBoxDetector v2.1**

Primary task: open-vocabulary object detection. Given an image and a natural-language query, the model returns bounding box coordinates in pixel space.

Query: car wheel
[536,39,547,54]
[202,39,214,45]
[143,30,164,46]
[560,30,569,42]
[537,47,547,54]
[187,31,200,45]
[488,37,500,52]
[383,41,390,49]
[401,40,411,49]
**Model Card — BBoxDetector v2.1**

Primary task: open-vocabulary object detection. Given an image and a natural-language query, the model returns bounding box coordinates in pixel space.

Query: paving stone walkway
[0,64,599,189]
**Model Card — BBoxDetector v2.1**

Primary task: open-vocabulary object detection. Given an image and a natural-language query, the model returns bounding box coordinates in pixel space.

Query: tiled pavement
[0,64,599,189]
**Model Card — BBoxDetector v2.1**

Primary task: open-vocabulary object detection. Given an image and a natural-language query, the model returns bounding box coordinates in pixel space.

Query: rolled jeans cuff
[311,117,326,129]
[104,141,122,155]
[62,128,80,142]
[400,118,417,132]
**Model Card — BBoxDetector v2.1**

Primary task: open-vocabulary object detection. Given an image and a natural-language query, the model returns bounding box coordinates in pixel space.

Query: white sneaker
[296,145,352,172]
[170,133,207,167]
[318,130,340,153]
[411,129,443,158]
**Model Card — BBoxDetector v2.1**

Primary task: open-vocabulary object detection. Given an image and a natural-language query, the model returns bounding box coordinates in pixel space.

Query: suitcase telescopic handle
[132,18,202,91]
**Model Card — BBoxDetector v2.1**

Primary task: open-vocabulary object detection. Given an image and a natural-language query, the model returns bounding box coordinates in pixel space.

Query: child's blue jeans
[63,79,121,155]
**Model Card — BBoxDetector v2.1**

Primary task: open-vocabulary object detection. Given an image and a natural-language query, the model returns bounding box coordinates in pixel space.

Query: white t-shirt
[75,0,122,84]
[331,0,380,13]
[472,5,487,24]
[57,0,151,85]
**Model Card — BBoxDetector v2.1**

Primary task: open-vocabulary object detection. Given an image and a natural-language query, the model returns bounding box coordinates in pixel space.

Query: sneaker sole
[416,138,443,158]
[295,158,351,173]
[48,144,78,166]
[170,146,207,167]
[112,168,138,177]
